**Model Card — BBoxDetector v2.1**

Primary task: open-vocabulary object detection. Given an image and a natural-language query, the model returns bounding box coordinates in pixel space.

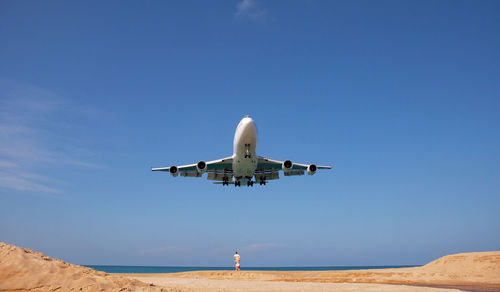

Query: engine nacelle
[196,160,207,174]
[282,160,293,172]
[169,165,178,177]
[307,164,317,175]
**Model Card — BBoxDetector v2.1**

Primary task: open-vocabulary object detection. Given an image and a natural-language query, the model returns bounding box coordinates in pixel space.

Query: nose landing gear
[244,144,252,158]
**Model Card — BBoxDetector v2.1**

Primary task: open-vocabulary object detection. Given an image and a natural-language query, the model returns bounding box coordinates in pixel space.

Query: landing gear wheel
[247,180,254,187]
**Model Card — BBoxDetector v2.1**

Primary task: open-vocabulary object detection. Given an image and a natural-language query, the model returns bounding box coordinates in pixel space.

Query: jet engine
[196,160,207,174]
[282,160,293,172]
[307,164,317,175]
[169,166,178,177]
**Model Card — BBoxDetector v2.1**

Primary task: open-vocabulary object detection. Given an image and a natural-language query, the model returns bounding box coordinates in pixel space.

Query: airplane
[151,116,332,187]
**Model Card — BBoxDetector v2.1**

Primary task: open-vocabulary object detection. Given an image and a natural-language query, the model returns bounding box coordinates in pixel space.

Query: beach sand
[1,242,499,291]
[124,251,500,291]
[125,276,467,292]
[0,242,165,291]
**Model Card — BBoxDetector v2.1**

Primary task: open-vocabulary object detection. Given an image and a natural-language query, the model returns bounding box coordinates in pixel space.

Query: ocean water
[85,265,418,274]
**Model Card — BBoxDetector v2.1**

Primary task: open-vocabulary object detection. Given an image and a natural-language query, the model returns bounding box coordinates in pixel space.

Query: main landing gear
[232,177,254,187]
[222,176,229,186]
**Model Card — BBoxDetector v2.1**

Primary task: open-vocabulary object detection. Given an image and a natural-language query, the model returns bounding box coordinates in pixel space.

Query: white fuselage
[232,116,258,182]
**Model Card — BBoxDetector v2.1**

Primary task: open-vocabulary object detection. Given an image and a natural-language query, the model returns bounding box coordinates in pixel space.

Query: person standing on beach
[233,251,241,271]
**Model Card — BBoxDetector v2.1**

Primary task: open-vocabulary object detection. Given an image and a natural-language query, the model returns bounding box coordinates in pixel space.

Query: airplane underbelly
[233,155,257,178]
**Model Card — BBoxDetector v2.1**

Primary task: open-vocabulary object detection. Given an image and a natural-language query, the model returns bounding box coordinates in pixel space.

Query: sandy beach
[1,242,499,291]
[124,251,500,292]
[125,276,466,292]
[126,251,500,291]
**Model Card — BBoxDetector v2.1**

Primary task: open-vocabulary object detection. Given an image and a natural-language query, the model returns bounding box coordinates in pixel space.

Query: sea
[85,265,418,274]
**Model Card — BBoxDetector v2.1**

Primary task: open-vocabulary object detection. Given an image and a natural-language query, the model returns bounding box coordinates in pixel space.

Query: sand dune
[0,242,167,291]
[1,241,499,292]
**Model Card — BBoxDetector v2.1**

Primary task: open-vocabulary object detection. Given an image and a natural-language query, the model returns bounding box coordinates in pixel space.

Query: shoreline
[86,264,419,274]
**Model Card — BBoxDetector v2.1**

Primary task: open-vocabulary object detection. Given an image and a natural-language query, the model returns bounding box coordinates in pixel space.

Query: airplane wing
[152,156,331,183]
[151,156,234,180]
[255,156,332,180]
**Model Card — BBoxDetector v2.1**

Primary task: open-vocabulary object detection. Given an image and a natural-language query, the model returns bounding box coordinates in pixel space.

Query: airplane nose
[238,116,256,134]
[245,119,257,133]
[244,117,254,126]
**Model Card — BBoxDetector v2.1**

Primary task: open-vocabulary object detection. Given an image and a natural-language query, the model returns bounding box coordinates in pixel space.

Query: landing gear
[259,176,267,186]
[234,179,241,187]
[243,176,253,187]
[244,144,252,158]
[222,176,229,186]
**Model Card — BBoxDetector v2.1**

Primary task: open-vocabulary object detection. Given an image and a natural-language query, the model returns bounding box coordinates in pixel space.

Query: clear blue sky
[1,0,499,267]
